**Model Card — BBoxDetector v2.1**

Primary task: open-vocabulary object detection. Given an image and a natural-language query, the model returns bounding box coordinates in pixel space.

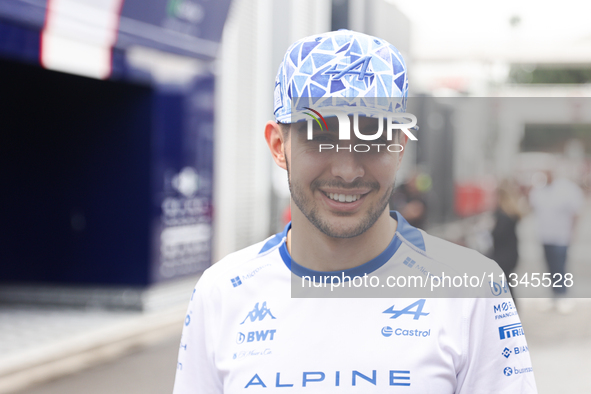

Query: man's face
[285,115,407,238]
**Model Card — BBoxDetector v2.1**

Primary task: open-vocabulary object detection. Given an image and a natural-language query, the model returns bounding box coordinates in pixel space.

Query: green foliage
[509,65,591,84]
[521,124,591,154]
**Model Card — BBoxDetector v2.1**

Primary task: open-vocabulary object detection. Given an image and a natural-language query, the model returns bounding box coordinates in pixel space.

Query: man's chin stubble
[285,157,396,239]
[289,183,394,239]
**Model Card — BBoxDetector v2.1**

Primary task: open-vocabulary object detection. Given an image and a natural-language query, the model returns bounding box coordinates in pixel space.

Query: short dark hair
[277,121,291,136]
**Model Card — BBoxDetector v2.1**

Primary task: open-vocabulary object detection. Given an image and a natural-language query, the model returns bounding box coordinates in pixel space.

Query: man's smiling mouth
[321,191,367,203]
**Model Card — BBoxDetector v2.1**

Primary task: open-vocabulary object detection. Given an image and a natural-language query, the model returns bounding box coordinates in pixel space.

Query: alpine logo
[323,56,374,81]
[241,302,277,324]
[383,299,429,320]
[498,323,524,340]
[244,369,411,388]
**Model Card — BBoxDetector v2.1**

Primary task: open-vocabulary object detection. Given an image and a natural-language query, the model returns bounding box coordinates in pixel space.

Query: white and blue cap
[273,29,409,124]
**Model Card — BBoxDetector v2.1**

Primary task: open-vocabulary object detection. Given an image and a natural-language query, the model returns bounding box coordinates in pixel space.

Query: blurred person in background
[173,30,537,393]
[491,179,524,304]
[529,168,584,313]
[390,172,429,229]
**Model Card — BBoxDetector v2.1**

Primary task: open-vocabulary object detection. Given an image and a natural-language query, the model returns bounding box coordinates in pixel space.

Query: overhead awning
[0,0,232,79]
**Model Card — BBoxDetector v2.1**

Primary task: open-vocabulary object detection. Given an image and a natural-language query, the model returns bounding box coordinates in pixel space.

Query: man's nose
[330,149,365,183]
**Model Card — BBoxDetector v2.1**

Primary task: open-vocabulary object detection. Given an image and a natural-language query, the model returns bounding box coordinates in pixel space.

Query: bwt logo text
[236,330,277,344]
[303,107,417,153]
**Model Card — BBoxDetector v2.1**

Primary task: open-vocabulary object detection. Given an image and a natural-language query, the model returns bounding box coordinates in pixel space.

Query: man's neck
[286,209,398,272]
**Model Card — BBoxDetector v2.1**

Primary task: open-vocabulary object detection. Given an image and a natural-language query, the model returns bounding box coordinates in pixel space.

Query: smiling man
[173,30,538,393]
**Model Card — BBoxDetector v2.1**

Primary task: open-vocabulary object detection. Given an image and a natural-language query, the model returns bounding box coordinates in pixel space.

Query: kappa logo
[241,302,277,324]
[383,299,429,320]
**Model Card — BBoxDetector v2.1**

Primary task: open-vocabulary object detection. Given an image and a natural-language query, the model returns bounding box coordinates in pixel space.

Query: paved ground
[12,334,181,394]
[514,200,591,393]
[519,299,591,394]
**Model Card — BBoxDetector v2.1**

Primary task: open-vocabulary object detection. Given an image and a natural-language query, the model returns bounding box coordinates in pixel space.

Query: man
[174,30,537,393]
[529,167,583,313]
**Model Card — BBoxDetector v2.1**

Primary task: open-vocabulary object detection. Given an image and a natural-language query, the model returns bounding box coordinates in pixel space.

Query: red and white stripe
[41,0,124,79]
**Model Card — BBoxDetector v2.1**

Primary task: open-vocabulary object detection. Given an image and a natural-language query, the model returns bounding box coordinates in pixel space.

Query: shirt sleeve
[455,296,538,394]
[173,273,223,394]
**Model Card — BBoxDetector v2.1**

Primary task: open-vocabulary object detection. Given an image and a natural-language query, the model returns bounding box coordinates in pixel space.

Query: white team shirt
[174,212,537,393]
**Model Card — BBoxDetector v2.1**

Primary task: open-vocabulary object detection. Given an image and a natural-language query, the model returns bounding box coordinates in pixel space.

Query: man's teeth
[327,193,361,202]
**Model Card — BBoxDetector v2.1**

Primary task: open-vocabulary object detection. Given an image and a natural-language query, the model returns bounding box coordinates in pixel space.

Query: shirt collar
[276,211,425,279]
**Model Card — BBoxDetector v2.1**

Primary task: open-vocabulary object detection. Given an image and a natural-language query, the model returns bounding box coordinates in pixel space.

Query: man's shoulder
[420,229,500,273]
[198,233,284,288]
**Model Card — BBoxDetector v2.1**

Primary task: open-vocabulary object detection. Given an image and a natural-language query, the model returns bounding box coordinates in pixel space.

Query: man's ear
[265,121,288,170]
